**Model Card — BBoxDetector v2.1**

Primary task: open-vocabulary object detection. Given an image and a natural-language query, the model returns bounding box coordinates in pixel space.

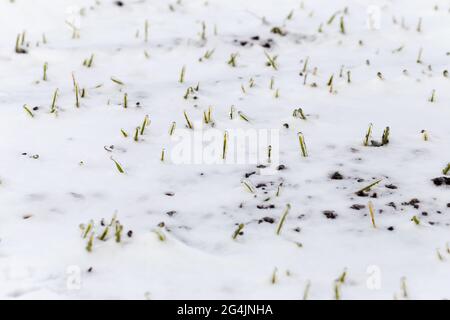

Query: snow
[0,0,449,299]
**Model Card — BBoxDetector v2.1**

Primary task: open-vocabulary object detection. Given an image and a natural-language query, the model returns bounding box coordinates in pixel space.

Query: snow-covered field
[0,0,449,300]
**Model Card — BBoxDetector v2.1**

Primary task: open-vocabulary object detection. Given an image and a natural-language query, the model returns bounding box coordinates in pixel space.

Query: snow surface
[0,0,449,300]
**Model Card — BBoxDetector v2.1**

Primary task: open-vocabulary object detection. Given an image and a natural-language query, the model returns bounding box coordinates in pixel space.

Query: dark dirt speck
[402,198,420,209]
[323,210,338,219]
[432,177,450,186]
[259,217,275,224]
[257,204,275,210]
[330,172,344,180]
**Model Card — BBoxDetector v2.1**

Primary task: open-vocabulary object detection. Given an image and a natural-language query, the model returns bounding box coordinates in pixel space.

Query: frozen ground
[0,0,449,300]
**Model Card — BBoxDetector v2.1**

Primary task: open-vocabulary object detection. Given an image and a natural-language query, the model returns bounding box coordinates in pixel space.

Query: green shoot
[338,269,347,283]
[183,110,193,129]
[123,93,128,108]
[442,163,450,175]
[232,223,245,240]
[169,121,176,135]
[264,51,278,70]
[276,183,282,197]
[134,127,140,142]
[271,267,278,284]
[183,87,194,99]
[120,129,128,137]
[411,215,420,225]
[160,148,165,162]
[381,126,390,145]
[227,53,238,67]
[179,65,186,83]
[86,233,94,252]
[82,220,93,239]
[50,88,58,113]
[199,21,206,41]
[111,77,125,86]
[115,222,123,243]
[417,48,423,64]
[144,19,149,42]
[83,54,94,68]
[140,115,149,135]
[303,281,311,300]
[298,132,308,157]
[238,111,249,122]
[327,11,339,25]
[222,131,228,160]
[202,49,215,60]
[437,249,444,261]
[43,62,48,81]
[241,179,255,193]
[356,179,382,194]
[15,33,27,54]
[334,281,341,300]
[429,89,436,102]
[229,106,235,119]
[339,16,346,34]
[302,57,309,73]
[75,83,80,108]
[416,18,422,32]
[207,106,212,123]
[153,229,166,241]
[363,123,373,146]
[111,157,125,174]
[276,204,291,235]
[23,104,34,118]
[286,10,294,20]
[368,201,376,228]
[293,108,306,120]
[421,130,428,141]
[401,277,408,299]
[269,76,275,90]
[327,74,334,87]
[99,226,109,241]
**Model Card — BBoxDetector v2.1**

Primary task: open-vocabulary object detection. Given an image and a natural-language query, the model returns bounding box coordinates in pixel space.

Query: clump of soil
[402,198,420,209]
[257,204,275,210]
[350,204,365,210]
[330,172,344,180]
[245,171,256,178]
[323,210,338,219]
[166,211,177,217]
[432,177,450,186]
[387,202,397,209]
[258,217,275,224]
